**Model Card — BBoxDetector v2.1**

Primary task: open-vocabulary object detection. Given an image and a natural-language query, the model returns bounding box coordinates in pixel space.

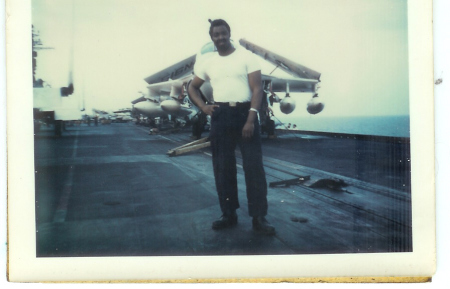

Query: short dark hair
[208,19,231,37]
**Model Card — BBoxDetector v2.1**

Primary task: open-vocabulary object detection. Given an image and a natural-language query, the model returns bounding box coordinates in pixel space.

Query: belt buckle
[229,101,237,107]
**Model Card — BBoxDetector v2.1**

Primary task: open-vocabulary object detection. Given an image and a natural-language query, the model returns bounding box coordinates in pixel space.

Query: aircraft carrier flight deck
[33,122,412,257]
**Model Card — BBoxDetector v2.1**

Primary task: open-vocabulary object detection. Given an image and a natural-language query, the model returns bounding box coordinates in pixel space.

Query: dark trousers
[209,103,268,217]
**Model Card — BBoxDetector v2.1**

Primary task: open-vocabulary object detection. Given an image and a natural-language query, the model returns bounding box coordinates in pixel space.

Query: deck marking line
[53,131,79,223]
[158,134,179,143]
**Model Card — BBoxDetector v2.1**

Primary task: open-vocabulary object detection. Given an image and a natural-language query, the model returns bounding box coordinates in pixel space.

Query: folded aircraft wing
[239,39,321,81]
[147,74,193,98]
[131,96,147,104]
[131,95,160,104]
[262,74,318,93]
[113,108,132,113]
[144,54,196,85]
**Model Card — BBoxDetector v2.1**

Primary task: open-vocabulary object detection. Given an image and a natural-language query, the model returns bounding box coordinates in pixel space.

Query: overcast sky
[32,0,409,117]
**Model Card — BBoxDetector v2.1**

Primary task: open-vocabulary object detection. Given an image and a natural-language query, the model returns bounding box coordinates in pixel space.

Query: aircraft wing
[131,96,147,104]
[239,39,321,81]
[144,54,196,84]
[113,108,132,113]
[262,74,318,93]
[132,74,192,105]
[147,74,193,98]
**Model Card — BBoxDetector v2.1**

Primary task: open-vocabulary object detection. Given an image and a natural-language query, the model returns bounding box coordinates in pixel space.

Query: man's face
[211,25,231,51]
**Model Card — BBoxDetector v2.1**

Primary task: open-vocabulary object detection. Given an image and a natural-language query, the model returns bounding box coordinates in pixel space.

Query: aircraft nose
[134,101,166,117]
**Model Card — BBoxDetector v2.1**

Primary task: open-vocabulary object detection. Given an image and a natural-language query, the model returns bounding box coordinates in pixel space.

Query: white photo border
[6,0,435,282]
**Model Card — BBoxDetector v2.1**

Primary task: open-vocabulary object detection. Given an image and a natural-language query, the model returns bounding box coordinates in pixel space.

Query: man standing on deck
[188,19,275,235]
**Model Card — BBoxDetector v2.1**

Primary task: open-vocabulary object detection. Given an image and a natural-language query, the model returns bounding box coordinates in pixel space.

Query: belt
[214,101,250,108]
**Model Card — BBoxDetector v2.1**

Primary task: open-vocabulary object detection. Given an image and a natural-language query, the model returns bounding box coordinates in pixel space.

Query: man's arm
[188,76,218,116]
[242,70,263,139]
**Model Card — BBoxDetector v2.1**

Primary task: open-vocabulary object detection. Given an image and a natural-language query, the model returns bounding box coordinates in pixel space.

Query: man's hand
[201,104,219,116]
[242,121,255,140]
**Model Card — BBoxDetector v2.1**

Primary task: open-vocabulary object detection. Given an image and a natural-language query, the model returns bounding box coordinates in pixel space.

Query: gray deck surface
[34,123,412,257]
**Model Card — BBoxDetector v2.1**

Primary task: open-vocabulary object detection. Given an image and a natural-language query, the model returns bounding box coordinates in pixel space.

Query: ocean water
[274,115,410,138]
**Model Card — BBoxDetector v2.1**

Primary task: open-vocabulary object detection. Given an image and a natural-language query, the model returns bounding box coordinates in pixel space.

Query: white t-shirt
[194,48,261,103]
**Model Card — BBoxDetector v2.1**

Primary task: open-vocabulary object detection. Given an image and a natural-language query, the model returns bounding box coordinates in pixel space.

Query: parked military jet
[131,39,324,136]
[131,77,200,131]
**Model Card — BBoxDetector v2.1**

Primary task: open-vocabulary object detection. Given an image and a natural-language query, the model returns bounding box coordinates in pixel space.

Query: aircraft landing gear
[191,112,207,140]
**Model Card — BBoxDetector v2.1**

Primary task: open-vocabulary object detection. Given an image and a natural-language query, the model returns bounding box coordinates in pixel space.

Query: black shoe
[252,216,276,235]
[212,212,238,230]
